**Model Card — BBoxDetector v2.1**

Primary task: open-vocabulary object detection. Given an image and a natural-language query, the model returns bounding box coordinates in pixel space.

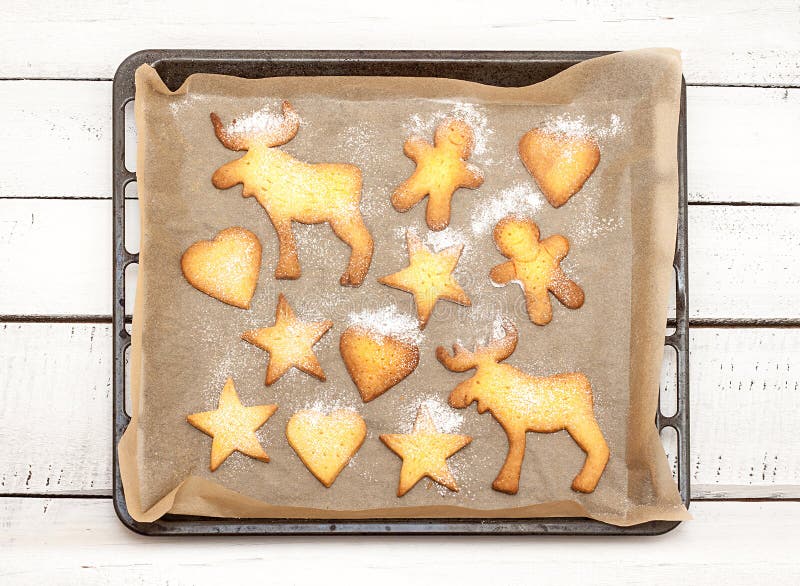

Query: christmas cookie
[391,118,484,231]
[437,320,609,494]
[490,216,584,325]
[187,378,278,471]
[242,293,333,385]
[180,227,261,309]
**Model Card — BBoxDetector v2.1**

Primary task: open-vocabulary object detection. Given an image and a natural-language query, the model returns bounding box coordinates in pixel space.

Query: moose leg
[492,429,527,495]
[271,218,301,280]
[329,215,374,287]
[566,417,610,493]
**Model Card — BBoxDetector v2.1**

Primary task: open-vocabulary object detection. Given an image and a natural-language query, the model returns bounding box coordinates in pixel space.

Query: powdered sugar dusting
[347,305,422,344]
[471,183,545,236]
[403,102,494,162]
[540,113,624,142]
[400,397,464,434]
[395,226,468,253]
[224,104,303,136]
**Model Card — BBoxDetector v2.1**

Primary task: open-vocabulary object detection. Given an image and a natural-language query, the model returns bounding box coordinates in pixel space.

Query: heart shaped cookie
[340,325,420,402]
[286,409,366,487]
[181,227,262,309]
[518,128,600,208]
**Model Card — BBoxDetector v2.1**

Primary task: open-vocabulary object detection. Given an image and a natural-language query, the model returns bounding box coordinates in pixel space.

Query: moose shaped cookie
[490,216,584,326]
[210,101,374,286]
[437,320,609,494]
[391,119,484,231]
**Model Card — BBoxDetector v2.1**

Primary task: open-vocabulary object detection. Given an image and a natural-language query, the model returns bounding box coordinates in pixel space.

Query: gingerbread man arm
[541,234,570,261]
[548,269,585,309]
[403,137,433,162]
[458,163,485,189]
[489,261,517,285]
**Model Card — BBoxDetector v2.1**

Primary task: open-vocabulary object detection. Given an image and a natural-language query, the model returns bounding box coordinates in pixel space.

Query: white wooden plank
[3,81,800,204]
[1,323,798,497]
[2,199,797,319]
[0,498,798,584]
[0,1,798,85]
[688,87,800,204]
[0,323,111,496]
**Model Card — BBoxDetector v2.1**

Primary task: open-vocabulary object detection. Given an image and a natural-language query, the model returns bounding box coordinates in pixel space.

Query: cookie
[378,231,471,329]
[286,409,367,487]
[187,378,278,471]
[391,118,484,231]
[437,320,609,494]
[339,325,420,402]
[380,405,472,497]
[211,101,374,286]
[180,227,261,309]
[242,293,333,385]
[518,127,600,208]
[490,216,584,325]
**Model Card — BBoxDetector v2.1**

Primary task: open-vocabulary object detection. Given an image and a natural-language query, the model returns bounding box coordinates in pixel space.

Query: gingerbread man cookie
[391,119,484,231]
[490,216,584,325]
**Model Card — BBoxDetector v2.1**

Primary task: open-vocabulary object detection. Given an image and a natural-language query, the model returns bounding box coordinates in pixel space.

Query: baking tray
[112,50,689,535]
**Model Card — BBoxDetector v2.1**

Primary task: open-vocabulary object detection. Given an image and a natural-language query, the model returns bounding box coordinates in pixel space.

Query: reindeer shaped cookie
[437,320,609,494]
[490,216,584,325]
[210,102,374,286]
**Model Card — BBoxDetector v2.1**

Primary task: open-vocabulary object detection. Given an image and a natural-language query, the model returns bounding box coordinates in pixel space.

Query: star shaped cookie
[187,378,278,471]
[378,231,471,329]
[242,293,333,385]
[391,119,484,231]
[380,405,472,496]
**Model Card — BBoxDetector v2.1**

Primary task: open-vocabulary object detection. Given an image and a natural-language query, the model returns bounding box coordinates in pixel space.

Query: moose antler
[210,101,300,151]
[436,319,518,372]
[436,342,478,372]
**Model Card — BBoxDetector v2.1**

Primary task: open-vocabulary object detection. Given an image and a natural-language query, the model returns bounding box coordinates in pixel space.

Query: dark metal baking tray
[112,50,689,536]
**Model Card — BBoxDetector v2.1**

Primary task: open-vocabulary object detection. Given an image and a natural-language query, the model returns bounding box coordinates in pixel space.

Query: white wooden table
[1,2,799,583]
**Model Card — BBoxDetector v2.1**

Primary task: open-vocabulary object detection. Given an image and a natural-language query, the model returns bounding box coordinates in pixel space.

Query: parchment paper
[119,48,689,526]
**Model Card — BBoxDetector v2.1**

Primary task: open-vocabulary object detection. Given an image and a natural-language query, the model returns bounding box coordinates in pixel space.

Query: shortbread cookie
[437,320,609,494]
[391,118,484,231]
[380,405,472,497]
[211,101,373,286]
[242,293,333,385]
[490,216,584,325]
[518,127,600,208]
[340,325,420,402]
[187,378,278,472]
[286,409,367,487]
[180,227,261,309]
[378,231,471,329]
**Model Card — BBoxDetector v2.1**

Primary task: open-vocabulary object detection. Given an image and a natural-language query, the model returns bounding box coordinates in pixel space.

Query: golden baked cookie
[378,231,471,329]
[211,101,373,286]
[437,320,609,494]
[518,127,600,208]
[339,325,420,402]
[490,216,584,325]
[286,409,367,487]
[391,118,484,231]
[187,378,278,472]
[380,405,472,497]
[242,293,333,385]
[180,227,261,309]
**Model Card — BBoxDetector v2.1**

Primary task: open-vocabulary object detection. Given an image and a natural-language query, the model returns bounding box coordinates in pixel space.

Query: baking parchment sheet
[119,48,689,526]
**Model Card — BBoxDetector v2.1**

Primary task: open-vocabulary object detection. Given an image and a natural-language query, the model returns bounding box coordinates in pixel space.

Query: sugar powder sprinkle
[403,102,495,162]
[471,183,545,236]
[224,104,304,136]
[540,113,624,142]
[347,305,423,345]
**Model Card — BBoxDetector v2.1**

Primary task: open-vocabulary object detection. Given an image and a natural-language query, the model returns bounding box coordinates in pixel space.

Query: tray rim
[112,49,690,536]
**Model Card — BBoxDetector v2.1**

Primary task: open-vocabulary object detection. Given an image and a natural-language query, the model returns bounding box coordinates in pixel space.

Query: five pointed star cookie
[380,405,472,496]
[187,378,278,471]
[242,293,334,385]
[378,231,471,329]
